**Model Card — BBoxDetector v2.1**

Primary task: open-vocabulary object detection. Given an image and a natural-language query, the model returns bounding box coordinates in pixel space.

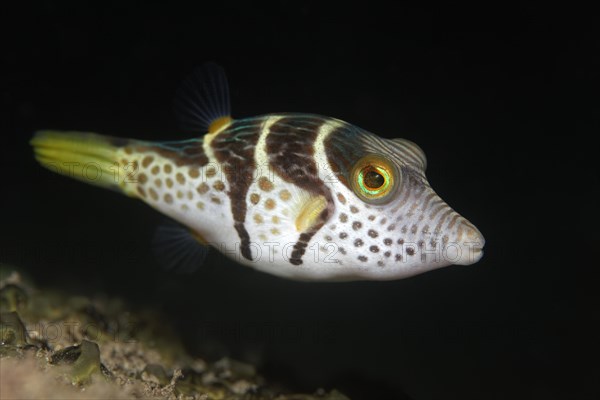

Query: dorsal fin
[173,62,232,134]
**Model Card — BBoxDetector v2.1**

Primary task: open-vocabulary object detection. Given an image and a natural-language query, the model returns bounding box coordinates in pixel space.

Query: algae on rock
[0,263,350,400]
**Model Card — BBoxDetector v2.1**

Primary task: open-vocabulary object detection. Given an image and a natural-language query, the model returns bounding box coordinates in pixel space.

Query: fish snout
[447,222,485,265]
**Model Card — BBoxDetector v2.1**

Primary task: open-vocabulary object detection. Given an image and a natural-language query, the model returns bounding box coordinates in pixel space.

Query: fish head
[311,126,485,280]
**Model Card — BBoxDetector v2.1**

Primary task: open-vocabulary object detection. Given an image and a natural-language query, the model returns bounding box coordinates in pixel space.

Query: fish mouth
[469,245,484,263]
[452,234,485,265]
[448,222,485,266]
[448,242,484,266]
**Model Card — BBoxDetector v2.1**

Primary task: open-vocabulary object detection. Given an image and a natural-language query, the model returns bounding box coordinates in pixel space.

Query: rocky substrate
[0,263,349,400]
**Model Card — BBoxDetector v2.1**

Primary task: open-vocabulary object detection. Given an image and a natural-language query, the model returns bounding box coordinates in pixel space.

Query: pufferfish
[31,63,484,281]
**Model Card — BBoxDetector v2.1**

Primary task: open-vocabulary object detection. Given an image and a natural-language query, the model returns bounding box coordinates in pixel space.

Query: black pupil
[364,170,385,189]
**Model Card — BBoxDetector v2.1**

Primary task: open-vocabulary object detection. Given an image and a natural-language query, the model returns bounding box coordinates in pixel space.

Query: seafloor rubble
[0,263,349,400]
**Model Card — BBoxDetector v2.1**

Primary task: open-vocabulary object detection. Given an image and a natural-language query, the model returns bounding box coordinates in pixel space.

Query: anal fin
[152,219,209,274]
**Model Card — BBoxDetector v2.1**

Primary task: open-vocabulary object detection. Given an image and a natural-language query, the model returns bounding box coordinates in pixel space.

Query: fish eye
[351,154,399,204]
[363,170,385,189]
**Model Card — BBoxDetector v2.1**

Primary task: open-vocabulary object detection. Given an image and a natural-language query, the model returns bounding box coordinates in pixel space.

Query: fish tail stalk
[31,130,137,195]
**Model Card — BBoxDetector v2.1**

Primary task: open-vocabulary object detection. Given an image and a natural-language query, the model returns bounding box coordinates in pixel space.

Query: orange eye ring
[350,154,399,204]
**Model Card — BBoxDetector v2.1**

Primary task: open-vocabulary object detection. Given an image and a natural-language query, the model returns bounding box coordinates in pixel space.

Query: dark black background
[1,2,598,399]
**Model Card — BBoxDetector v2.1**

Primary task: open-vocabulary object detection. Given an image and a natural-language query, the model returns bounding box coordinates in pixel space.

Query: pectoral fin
[295,195,327,233]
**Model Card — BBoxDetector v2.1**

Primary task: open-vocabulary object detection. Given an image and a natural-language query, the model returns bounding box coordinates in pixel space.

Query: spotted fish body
[31,65,484,281]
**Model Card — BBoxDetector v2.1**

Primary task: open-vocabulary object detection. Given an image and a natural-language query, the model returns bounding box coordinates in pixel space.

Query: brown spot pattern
[258,176,274,192]
[197,183,209,194]
[206,167,217,178]
[279,189,291,201]
[213,181,225,191]
[188,168,200,178]
[265,198,276,210]
[142,156,154,168]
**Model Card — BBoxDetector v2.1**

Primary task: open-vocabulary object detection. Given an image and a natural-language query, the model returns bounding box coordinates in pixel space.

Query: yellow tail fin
[31,130,130,194]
